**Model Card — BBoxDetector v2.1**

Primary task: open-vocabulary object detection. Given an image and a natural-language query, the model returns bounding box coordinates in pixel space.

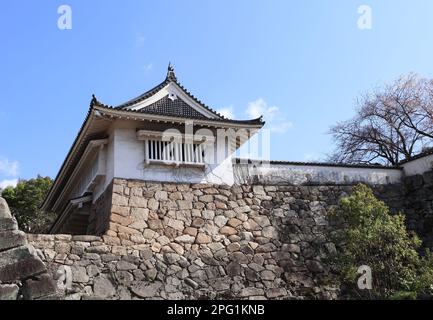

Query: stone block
[196,233,212,244]
[0,218,18,232]
[131,281,162,298]
[0,284,19,300]
[0,246,46,282]
[177,200,192,210]
[71,265,89,283]
[219,226,237,236]
[93,276,116,298]
[71,235,101,242]
[175,234,195,244]
[0,229,27,251]
[22,273,57,300]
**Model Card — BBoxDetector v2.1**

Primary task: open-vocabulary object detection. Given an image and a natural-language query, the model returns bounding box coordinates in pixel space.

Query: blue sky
[1,0,433,187]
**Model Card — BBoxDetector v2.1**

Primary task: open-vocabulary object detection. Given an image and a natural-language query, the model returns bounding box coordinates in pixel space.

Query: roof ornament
[90,94,99,107]
[166,62,177,81]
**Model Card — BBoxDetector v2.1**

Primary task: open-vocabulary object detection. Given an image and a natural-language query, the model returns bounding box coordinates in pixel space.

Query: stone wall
[403,170,433,248]
[0,198,57,300]
[14,169,433,300]
[28,179,361,300]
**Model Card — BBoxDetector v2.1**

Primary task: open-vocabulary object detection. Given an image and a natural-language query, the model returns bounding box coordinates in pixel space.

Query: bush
[1,175,55,233]
[329,184,433,299]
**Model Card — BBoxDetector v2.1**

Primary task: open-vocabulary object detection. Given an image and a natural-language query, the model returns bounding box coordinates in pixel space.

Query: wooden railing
[145,139,205,165]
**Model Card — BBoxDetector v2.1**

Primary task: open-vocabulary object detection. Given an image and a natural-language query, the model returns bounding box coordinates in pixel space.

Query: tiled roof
[399,148,433,164]
[115,64,233,121]
[137,95,209,119]
[233,158,403,170]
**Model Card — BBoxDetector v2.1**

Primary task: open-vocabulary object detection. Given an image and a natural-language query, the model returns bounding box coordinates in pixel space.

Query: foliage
[329,184,433,299]
[1,175,55,233]
[329,73,433,165]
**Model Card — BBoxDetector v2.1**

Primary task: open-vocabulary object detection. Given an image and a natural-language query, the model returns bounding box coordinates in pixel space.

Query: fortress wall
[28,181,364,300]
[24,167,433,300]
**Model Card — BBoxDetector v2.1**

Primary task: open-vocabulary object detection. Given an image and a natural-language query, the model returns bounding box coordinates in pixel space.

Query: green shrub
[329,184,433,299]
[1,175,55,233]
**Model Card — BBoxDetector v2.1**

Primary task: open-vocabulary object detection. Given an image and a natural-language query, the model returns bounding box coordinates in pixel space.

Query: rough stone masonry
[0,197,57,300]
[1,168,432,300]
[28,180,367,300]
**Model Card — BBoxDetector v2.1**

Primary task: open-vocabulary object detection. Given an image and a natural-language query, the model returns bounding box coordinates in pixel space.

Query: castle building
[42,65,433,237]
[42,65,264,234]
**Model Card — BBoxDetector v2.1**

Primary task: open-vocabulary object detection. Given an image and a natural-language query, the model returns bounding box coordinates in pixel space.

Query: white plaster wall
[110,121,235,185]
[401,153,433,176]
[234,163,403,185]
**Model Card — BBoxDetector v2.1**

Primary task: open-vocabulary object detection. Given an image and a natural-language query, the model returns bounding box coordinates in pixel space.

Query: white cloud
[217,107,235,119]
[136,34,146,47]
[0,158,19,177]
[246,98,293,134]
[246,98,279,120]
[0,179,18,190]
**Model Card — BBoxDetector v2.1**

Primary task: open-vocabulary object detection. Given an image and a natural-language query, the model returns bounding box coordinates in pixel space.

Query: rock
[131,281,163,298]
[184,278,199,289]
[0,246,47,282]
[71,266,89,283]
[256,243,276,253]
[140,248,153,260]
[145,269,158,281]
[155,191,168,201]
[129,196,147,208]
[0,284,19,300]
[166,218,184,231]
[117,260,137,271]
[0,230,27,251]
[71,235,101,242]
[177,200,192,210]
[220,226,237,236]
[87,265,100,277]
[226,243,240,252]
[262,226,278,238]
[252,186,266,195]
[306,260,324,273]
[112,194,129,206]
[0,218,18,232]
[243,219,260,231]
[266,288,288,298]
[203,210,215,220]
[240,287,264,297]
[115,271,134,285]
[227,218,243,228]
[196,233,212,244]
[207,242,225,252]
[164,253,181,264]
[214,216,228,228]
[86,245,110,254]
[93,276,116,298]
[0,197,12,218]
[254,216,271,227]
[22,273,57,300]
[184,227,198,237]
[282,243,301,253]
[148,198,159,211]
[260,270,276,281]
[169,243,184,255]
[143,229,157,239]
[192,218,205,228]
[199,195,213,203]
[245,268,260,282]
[175,234,195,244]
[231,252,249,264]
[227,262,242,277]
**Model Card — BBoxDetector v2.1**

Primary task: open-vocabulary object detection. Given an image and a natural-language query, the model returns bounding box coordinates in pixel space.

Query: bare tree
[330,73,433,165]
